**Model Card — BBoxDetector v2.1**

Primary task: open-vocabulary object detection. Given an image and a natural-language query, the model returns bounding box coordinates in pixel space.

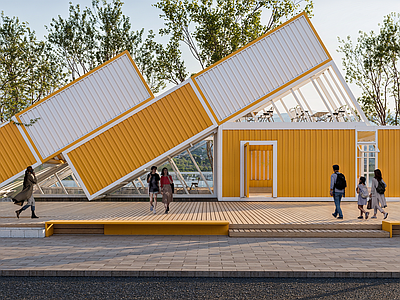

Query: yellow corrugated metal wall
[222,130,355,198]
[378,129,400,197]
[0,123,37,183]
[249,145,273,188]
[68,83,213,195]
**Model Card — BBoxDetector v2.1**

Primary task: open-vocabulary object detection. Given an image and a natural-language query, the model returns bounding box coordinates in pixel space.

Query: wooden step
[229,223,382,230]
[45,220,230,236]
[229,229,390,238]
[53,224,104,234]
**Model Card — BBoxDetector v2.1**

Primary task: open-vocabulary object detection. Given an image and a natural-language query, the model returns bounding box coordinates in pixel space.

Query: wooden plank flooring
[1,201,399,227]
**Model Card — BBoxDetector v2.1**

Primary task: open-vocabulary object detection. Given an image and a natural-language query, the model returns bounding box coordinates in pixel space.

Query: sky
[1,0,399,102]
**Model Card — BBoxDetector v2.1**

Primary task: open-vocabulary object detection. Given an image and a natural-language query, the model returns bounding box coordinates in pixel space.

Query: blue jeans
[333,192,344,218]
[21,204,35,212]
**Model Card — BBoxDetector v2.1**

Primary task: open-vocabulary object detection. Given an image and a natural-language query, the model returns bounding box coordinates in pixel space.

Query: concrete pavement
[1,235,400,278]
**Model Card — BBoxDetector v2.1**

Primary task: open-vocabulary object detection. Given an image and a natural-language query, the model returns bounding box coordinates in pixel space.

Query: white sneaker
[153,208,156,214]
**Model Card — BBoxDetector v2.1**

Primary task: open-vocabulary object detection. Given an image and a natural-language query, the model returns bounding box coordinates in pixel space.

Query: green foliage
[155,38,188,85]
[47,0,165,93]
[0,13,67,123]
[175,144,212,172]
[154,0,314,82]
[132,29,167,93]
[338,13,400,125]
[158,143,212,172]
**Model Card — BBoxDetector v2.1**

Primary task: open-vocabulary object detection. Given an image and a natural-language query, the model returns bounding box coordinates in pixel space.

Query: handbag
[168,176,174,194]
[367,198,372,210]
[12,199,24,206]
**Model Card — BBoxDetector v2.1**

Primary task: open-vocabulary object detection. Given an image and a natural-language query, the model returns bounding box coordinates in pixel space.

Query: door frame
[356,129,379,189]
[240,141,278,198]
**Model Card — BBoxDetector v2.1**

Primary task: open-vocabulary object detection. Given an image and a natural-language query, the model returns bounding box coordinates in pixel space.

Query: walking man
[147,166,160,214]
[330,164,346,219]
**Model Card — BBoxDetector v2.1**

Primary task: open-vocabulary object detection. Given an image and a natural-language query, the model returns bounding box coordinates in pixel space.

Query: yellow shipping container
[0,123,37,184]
[378,129,400,198]
[222,129,356,198]
[67,83,213,196]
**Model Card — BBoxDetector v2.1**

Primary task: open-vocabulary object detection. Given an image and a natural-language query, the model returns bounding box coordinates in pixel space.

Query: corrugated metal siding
[378,129,400,197]
[0,122,37,184]
[222,129,355,198]
[17,52,153,161]
[67,83,213,196]
[193,14,330,123]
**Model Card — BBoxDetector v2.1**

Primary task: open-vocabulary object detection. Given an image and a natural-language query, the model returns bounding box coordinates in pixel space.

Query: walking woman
[13,166,39,219]
[356,176,369,219]
[369,169,388,219]
[147,166,160,214]
[160,167,173,214]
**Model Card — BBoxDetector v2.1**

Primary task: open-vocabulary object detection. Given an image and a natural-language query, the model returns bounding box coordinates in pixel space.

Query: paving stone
[1,201,400,278]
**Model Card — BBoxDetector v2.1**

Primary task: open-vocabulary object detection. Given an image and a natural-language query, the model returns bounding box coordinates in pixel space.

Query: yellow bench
[45,220,230,237]
[382,221,400,238]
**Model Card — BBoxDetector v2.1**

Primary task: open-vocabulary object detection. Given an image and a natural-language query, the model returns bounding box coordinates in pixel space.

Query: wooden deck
[1,201,399,227]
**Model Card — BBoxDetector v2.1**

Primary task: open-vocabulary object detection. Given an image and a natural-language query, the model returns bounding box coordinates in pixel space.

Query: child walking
[356,176,369,219]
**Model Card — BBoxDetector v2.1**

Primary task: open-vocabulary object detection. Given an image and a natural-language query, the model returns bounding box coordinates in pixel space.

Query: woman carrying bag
[369,169,388,219]
[13,166,39,219]
[160,167,174,214]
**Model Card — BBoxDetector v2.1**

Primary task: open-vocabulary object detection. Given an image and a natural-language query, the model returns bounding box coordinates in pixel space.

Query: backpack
[376,180,386,194]
[335,173,347,190]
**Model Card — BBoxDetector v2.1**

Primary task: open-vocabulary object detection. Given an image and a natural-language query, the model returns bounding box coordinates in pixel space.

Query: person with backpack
[330,164,346,219]
[369,169,388,219]
[356,176,369,219]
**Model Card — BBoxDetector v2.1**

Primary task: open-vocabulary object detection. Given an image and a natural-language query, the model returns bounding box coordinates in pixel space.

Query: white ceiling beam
[55,173,68,194]
[326,67,359,122]
[271,101,284,122]
[311,78,335,120]
[291,88,306,113]
[187,149,212,194]
[131,180,141,194]
[322,72,351,120]
[316,76,338,110]
[279,98,291,117]
[297,88,313,117]
[168,157,189,195]
[329,62,369,123]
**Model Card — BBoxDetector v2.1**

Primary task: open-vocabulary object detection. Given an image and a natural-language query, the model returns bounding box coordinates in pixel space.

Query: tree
[338,13,400,125]
[154,0,314,83]
[155,38,188,85]
[131,29,166,93]
[0,13,67,123]
[47,0,165,93]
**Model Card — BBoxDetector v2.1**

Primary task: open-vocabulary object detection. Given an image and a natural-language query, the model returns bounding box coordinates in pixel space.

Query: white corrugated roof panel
[193,14,330,123]
[17,52,153,160]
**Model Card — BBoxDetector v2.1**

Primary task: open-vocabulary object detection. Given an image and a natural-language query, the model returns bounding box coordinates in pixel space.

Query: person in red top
[160,167,173,214]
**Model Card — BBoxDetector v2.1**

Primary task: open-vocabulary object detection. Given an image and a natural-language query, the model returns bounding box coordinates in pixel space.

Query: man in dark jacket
[147,166,160,214]
[330,164,346,219]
